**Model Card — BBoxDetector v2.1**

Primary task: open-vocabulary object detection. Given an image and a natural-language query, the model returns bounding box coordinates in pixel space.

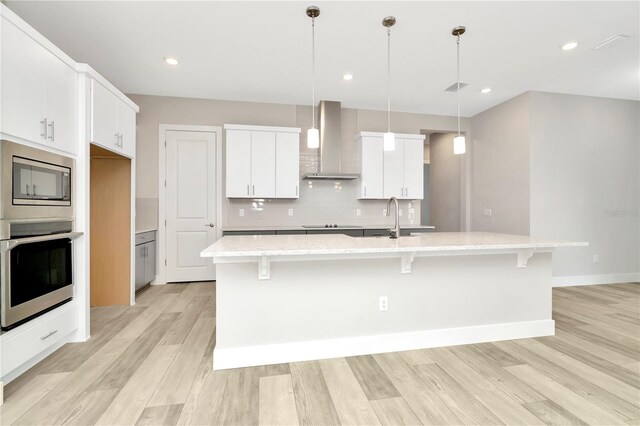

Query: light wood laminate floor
[1,282,638,425]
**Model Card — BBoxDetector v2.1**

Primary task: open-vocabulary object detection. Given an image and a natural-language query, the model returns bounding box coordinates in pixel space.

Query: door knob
[205,223,215,228]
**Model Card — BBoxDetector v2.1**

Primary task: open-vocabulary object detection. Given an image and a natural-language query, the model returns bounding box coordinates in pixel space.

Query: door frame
[156,124,223,285]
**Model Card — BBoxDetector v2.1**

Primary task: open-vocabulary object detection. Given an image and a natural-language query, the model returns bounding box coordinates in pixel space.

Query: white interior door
[166,130,217,282]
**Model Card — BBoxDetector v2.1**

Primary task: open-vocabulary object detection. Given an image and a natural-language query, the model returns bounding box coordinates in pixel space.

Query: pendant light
[382,16,396,151]
[306,6,320,149]
[452,26,466,155]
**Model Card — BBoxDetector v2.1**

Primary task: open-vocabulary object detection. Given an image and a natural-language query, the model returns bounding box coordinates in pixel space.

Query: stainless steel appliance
[1,221,81,329]
[0,140,81,330]
[1,140,73,226]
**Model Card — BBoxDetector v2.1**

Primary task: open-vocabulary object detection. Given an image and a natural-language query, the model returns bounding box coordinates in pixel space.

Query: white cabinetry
[90,79,136,158]
[357,132,425,200]
[0,15,77,155]
[225,125,300,199]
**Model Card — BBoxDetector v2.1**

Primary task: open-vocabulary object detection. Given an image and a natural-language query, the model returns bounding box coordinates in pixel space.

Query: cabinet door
[359,136,384,199]
[250,131,276,198]
[117,100,136,158]
[0,18,45,143]
[144,242,156,284]
[225,130,252,197]
[43,49,77,155]
[402,138,424,199]
[383,139,404,198]
[91,80,119,151]
[275,132,299,198]
[135,245,146,290]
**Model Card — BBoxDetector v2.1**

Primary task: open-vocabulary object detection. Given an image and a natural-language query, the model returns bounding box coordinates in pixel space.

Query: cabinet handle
[40,330,58,340]
[120,134,124,148]
[252,184,255,195]
[48,121,55,141]
[247,185,250,196]
[40,118,48,139]
[33,185,37,196]
[296,186,298,196]
[115,133,120,147]
[25,184,30,197]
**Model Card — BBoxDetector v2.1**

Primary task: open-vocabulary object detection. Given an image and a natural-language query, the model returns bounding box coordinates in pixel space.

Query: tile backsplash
[225,179,422,228]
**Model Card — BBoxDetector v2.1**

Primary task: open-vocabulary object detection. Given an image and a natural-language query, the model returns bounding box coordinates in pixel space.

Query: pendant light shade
[452,25,466,155]
[382,16,396,151]
[306,6,320,149]
[307,128,320,149]
[453,135,466,154]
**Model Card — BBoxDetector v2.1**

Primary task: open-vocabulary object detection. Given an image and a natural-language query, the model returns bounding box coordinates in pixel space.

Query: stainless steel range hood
[303,101,359,180]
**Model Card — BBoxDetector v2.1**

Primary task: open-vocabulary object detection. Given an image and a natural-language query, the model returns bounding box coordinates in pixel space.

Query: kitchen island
[201,232,587,370]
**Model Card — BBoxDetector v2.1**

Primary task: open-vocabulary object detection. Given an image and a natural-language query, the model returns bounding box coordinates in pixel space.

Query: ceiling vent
[593,34,630,51]
[445,82,468,92]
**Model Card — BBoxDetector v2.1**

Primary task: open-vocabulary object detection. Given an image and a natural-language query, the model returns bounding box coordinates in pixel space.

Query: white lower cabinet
[90,79,137,158]
[0,14,77,155]
[225,125,300,199]
[0,303,77,379]
[357,132,425,200]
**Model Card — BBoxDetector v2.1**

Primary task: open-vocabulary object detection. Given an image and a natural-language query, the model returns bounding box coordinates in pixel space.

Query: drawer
[135,231,156,245]
[275,230,306,235]
[1,303,77,377]
[223,231,276,236]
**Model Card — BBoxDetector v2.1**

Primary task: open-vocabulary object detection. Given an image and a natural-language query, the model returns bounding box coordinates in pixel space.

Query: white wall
[529,92,640,282]
[470,91,640,283]
[470,93,531,235]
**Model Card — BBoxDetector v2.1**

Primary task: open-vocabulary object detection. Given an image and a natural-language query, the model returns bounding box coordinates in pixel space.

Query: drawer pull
[40,330,58,341]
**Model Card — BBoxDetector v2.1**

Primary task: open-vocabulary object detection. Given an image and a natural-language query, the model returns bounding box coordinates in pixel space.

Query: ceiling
[5,1,640,117]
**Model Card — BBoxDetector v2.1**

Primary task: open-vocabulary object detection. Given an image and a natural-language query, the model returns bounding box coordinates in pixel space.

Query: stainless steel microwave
[1,140,74,226]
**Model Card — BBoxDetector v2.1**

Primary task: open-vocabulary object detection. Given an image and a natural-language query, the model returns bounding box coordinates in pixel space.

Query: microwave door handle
[0,231,84,252]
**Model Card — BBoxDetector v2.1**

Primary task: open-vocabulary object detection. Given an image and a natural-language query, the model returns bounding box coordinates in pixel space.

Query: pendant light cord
[456,35,461,137]
[312,17,316,130]
[387,27,391,134]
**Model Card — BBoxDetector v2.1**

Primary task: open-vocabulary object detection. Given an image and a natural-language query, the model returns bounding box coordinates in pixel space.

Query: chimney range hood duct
[303,101,359,180]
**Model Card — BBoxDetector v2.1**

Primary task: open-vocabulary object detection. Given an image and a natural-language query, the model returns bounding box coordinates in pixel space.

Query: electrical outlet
[383,208,387,216]
[484,208,492,217]
[356,208,361,216]
[379,296,388,311]
[288,209,294,217]
[593,254,599,263]
[239,209,245,217]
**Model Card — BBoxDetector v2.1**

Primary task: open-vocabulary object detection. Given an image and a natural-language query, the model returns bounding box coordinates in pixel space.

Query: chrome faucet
[386,197,400,239]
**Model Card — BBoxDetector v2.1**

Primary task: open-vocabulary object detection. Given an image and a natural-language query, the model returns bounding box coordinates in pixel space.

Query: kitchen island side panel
[214,252,553,369]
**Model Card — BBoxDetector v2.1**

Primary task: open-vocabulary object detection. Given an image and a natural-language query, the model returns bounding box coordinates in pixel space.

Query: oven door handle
[0,232,84,252]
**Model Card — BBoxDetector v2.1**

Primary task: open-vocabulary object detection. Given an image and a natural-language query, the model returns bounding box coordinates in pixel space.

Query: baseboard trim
[213,319,555,370]
[552,272,640,287]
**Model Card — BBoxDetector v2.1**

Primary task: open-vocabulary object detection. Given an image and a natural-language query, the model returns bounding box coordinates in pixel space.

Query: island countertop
[201,231,587,259]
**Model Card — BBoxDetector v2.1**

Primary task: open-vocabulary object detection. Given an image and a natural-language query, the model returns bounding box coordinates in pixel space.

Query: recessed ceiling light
[561,41,578,51]
[164,57,179,65]
[480,87,492,94]
[343,74,354,81]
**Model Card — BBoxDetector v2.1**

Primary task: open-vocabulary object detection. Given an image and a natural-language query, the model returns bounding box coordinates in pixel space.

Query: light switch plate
[288,209,294,216]
[484,208,492,217]
[239,209,245,217]
[383,209,387,216]
[356,209,361,216]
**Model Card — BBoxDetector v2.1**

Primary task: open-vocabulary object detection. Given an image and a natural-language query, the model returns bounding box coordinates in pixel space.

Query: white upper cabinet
[0,16,77,155]
[250,131,276,198]
[225,125,300,199]
[275,132,300,198]
[358,135,384,199]
[357,132,425,200]
[90,79,136,158]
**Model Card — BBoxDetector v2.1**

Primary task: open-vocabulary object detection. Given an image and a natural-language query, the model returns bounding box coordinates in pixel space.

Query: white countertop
[202,232,588,259]
[222,225,435,232]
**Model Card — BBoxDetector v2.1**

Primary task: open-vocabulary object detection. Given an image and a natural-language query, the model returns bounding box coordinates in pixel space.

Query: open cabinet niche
[90,144,131,306]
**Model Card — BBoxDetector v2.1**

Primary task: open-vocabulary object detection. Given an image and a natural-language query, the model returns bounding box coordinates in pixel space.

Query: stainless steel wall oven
[1,140,81,330]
